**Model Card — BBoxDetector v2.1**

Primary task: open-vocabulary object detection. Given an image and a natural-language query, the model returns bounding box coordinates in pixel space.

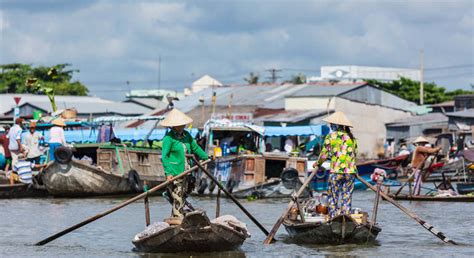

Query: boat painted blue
[457,182,474,195]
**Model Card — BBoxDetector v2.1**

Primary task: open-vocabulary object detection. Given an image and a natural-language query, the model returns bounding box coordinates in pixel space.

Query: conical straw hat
[322,111,353,127]
[52,117,66,127]
[159,109,193,127]
[413,136,429,144]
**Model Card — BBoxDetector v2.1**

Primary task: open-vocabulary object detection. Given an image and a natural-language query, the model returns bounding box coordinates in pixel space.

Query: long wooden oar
[189,155,270,236]
[356,173,457,245]
[35,160,211,246]
[263,166,319,244]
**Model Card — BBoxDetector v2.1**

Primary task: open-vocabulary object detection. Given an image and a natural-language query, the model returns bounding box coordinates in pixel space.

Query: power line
[425,64,474,71]
[425,72,473,79]
[266,68,282,83]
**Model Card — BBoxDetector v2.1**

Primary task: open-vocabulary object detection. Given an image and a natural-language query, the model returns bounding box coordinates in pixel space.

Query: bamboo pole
[356,174,457,245]
[189,155,269,236]
[371,177,383,226]
[264,167,319,244]
[216,188,221,218]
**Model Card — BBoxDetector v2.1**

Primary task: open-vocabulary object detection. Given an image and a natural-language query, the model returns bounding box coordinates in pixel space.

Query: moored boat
[132,210,250,253]
[456,182,474,195]
[388,194,474,202]
[41,144,165,197]
[0,183,49,199]
[195,121,310,198]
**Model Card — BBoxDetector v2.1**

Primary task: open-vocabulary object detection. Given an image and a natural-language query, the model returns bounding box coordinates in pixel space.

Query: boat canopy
[264,124,328,137]
[94,115,165,122]
[28,128,199,143]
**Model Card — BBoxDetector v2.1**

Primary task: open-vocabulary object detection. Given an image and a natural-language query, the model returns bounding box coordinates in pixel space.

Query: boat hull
[0,183,49,199]
[456,182,474,195]
[133,211,249,253]
[42,160,162,197]
[283,215,381,244]
[389,194,474,202]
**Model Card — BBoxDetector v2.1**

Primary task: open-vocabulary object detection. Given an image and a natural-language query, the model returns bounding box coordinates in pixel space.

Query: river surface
[1,191,473,257]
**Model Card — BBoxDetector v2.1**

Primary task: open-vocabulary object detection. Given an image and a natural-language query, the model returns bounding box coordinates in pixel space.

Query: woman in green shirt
[313,111,358,218]
[160,109,208,218]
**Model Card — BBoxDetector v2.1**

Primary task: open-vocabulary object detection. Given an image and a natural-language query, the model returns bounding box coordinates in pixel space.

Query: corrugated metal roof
[8,100,150,116]
[174,84,302,112]
[446,109,474,118]
[255,109,328,123]
[430,101,455,107]
[289,83,365,97]
[0,94,113,114]
[125,98,167,110]
[386,113,448,127]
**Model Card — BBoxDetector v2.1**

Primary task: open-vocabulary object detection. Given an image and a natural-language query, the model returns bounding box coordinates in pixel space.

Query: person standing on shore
[24,121,43,164]
[48,118,67,161]
[313,111,357,218]
[8,118,25,169]
[160,109,208,218]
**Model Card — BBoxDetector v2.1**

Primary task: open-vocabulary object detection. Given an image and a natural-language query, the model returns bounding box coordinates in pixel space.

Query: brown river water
[1,191,473,257]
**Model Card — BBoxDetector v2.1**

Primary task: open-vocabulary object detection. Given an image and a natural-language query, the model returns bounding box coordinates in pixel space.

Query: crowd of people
[0,117,67,185]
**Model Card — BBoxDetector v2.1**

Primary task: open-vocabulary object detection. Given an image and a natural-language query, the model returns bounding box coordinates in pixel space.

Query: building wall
[320,66,420,81]
[285,97,334,110]
[185,105,258,128]
[333,97,412,159]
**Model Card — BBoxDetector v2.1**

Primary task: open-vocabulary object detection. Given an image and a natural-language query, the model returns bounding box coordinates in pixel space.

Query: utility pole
[158,56,161,90]
[266,68,281,84]
[126,81,131,98]
[419,50,424,105]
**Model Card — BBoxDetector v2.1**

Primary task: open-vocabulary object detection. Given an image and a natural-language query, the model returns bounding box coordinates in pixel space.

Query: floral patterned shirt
[317,130,358,174]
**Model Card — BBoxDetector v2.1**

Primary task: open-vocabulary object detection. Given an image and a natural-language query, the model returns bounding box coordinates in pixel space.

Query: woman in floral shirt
[313,111,357,218]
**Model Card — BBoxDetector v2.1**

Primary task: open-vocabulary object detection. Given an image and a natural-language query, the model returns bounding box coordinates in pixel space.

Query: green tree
[365,77,473,104]
[290,73,306,84]
[0,63,89,95]
[243,72,259,84]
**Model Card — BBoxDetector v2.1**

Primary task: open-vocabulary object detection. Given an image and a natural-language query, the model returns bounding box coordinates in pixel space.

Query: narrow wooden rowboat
[0,183,49,199]
[388,194,474,202]
[283,214,381,244]
[132,210,250,253]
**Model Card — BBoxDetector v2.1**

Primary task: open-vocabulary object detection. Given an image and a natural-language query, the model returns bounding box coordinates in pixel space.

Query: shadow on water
[279,234,381,252]
[134,249,246,258]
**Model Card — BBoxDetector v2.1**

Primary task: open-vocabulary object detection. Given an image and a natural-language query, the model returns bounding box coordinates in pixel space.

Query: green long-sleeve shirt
[161,130,208,176]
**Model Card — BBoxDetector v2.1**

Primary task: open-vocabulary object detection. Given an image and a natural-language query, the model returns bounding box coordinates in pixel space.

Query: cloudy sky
[1,0,473,100]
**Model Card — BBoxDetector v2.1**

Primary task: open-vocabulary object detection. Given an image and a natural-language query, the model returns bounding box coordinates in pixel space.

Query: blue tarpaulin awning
[26,128,199,143]
[264,125,328,137]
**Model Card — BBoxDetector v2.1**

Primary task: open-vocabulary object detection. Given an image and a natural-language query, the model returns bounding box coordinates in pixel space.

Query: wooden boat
[283,214,381,244]
[195,122,308,198]
[388,194,474,202]
[132,210,250,253]
[0,183,49,199]
[457,182,474,195]
[41,144,166,197]
[356,154,409,179]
